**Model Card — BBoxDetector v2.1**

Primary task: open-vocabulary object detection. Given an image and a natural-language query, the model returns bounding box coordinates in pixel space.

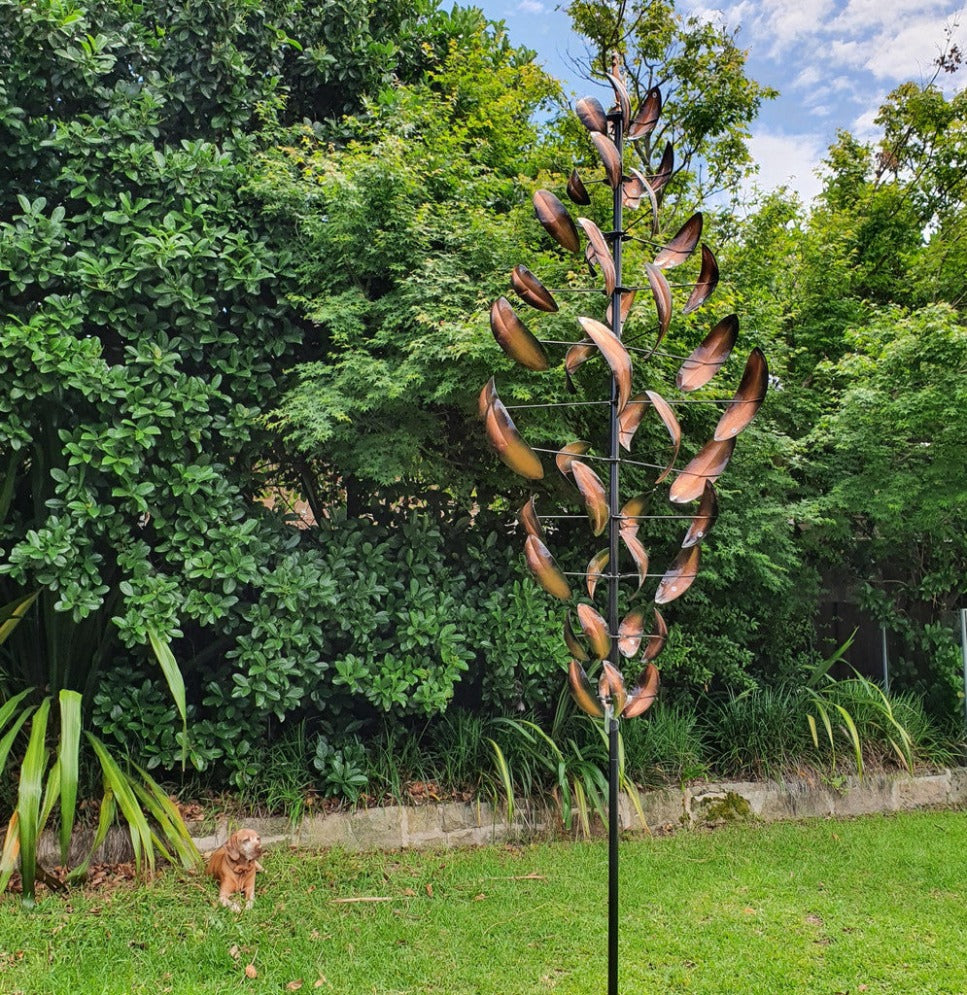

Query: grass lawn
[0,809,964,994]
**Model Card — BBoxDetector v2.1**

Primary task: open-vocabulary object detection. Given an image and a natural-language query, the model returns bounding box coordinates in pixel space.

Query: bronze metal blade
[511,265,559,312]
[533,189,580,253]
[618,390,681,482]
[622,663,660,718]
[668,436,735,504]
[604,72,632,128]
[643,609,668,662]
[577,602,611,660]
[645,262,672,351]
[681,244,719,315]
[478,377,497,419]
[524,534,571,601]
[619,493,648,539]
[676,314,738,392]
[586,548,610,599]
[654,544,700,605]
[654,212,703,269]
[628,86,661,140]
[567,168,592,206]
[575,95,608,134]
[624,168,660,229]
[618,607,646,657]
[484,393,545,480]
[564,614,590,662]
[647,142,674,194]
[621,531,649,591]
[714,347,768,440]
[592,132,623,188]
[681,481,718,548]
[571,459,609,536]
[606,289,636,330]
[556,440,592,478]
[569,658,604,717]
[578,217,616,296]
[598,661,628,715]
[490,297,550,371]
[564,339,595,391]
[519,495,545,541]
[577,316,633,414]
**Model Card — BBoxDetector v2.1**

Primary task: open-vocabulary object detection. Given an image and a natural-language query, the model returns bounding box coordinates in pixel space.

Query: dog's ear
[225,833,241,861]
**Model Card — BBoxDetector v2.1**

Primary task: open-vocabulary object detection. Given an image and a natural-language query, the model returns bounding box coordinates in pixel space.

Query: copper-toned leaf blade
[577,217,616,296]
[533,189,580,253]
[714,347,768,440]
[622,532,649,590]
[668,437,735,504]
[564,339,595,392]
[591,132,623,188]
[485,394,545,480]
[606,289,636,331]
[511,265,559,313]
[645,262,672,352]
[564,614,590,662]
[628,86,661,140]
[648,390,682,483]
[519,495,545,541]
[647,141,674,194]
[618,607,646,658]
[619,493,648,538]
[654,212,702,269]
[478,377,496,420]
[677,314,738,392]
[566,168,592,206]
[524,534,571,601]
[586,548,609,599]
[617,391,649,451]
[643,609,668,662]
[577,602,611,661]
[604,71,631,127]
[622,663,660,718]
[568,658,604,717]
[598,661,628,715]
[571,459,609,537]
[556,440,592,478]
[575,95,608,134]
[682,244,719,315]
[681,481,718,548]
[654,544,700,605]
[577,316,632,414]
[490,297,549,371]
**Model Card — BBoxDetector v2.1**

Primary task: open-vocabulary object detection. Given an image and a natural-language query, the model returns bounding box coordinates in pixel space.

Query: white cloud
[745,129,827,202]
[516,0,546,12]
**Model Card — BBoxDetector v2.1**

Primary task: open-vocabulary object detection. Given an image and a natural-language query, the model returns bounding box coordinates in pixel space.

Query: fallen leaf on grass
[314,979,328,989]
[425,884,433,898]
[244,964,257,979]
[286,981,303,991]
[229,945,241,960]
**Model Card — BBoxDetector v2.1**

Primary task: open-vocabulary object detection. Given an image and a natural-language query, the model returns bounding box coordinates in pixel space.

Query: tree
[0,0,488,896]
[564,0,777,204]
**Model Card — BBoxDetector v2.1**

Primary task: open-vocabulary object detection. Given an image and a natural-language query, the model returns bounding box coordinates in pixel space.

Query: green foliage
[565,0,777,203]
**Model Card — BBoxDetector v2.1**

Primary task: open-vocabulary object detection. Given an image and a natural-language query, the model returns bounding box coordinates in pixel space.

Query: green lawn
[1,810,964,994]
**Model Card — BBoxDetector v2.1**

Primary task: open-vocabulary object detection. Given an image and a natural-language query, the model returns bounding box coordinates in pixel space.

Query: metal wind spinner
[479,64,768,994]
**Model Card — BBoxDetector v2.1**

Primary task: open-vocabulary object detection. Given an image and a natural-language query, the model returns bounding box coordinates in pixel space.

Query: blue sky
[475,0,967,202]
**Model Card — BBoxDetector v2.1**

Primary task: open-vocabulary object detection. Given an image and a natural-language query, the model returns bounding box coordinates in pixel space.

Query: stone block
[894,772,950,810]
[627,787,684,832]
[831,774,895,817]
[759,777,835,821]
[946,767,967,806]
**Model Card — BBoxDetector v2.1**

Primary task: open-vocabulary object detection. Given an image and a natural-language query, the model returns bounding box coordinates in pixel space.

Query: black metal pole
[607,710,620,995]
[606,103,625,995]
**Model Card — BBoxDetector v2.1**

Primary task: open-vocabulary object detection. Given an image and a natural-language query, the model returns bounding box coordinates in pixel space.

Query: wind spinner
[479,64,768,994]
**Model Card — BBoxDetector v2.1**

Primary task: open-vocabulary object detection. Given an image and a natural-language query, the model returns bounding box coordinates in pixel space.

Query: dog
[206,828,264,911]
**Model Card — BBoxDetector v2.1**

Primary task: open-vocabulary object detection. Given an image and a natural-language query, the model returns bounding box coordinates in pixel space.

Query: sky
[475,0,967,203]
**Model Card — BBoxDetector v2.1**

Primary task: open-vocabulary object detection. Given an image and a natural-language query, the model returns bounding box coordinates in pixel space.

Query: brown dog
[206,828,263,911]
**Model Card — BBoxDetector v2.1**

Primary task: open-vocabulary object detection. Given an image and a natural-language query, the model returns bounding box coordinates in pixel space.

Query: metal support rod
[606,105,624,995]
[608,711,620,995]
[960,609,967,727]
